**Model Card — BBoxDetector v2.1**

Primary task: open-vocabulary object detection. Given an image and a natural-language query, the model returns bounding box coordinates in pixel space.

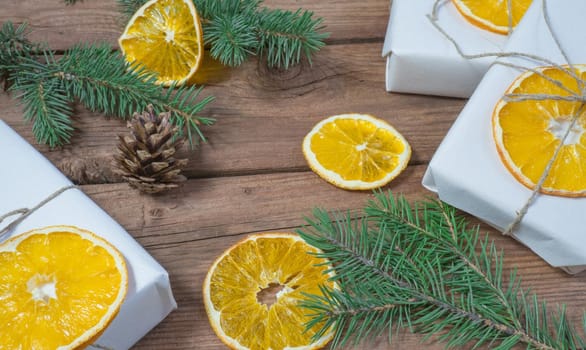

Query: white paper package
[0,120,177,348]
[423,0,586,273]
[382,0,511,98]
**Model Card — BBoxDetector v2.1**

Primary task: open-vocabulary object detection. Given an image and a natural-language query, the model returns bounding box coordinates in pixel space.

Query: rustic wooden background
[2,0,586,349]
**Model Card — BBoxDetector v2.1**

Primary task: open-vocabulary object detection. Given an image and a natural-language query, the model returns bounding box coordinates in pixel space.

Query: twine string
[496,61,579,96]
[428,0,586,235]
[541,0,580,90]
[503,103,586,235]
[429,0,581,84]
[0,185,78,241]
[0,208,29,223]
[504,93,583,103]
[0,184,114,349]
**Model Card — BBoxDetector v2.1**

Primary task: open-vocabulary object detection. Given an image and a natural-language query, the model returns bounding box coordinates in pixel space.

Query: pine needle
[1,23,214,147]
[118,0,329,69]
[298,191,586,350]
[0,22,39,88]
[257,8,328,69]
[116,0,146,19]
[204,12,259,67]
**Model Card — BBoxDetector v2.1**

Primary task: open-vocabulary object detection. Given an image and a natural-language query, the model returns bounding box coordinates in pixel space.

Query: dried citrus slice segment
[493,65,586,197]
[203,233,335,350]
[452,0,532,34]
[0,225,128,349]
[302,114,411,190]
[118,0,204,86]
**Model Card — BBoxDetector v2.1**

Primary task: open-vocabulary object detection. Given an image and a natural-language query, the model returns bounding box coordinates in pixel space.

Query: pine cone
[114,105,188,194]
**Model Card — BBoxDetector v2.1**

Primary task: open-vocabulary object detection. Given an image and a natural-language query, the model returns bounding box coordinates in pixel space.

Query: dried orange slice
[302,114,411,190]
[493,65,586,197]
[0,225,128,349]
[203,233,335,350]
[118,0,204,86]
[452,0,532,34]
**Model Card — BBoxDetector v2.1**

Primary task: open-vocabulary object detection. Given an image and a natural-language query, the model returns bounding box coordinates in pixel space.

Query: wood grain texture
[1,0,388,50]
[0,43,464,183]
[82,166,426,248]
[3,0,586,349]
[79,173,586,349]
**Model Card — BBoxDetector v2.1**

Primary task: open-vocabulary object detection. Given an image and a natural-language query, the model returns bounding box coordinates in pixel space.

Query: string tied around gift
[428,0,586,236]
[0,184,117,350]
[0,185,78,241]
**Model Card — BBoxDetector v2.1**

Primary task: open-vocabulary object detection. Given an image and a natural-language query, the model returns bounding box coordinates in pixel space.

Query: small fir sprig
[298,191,585,349]
[0,22,214,147]
[0,22,39,88]
[117,0,329,69]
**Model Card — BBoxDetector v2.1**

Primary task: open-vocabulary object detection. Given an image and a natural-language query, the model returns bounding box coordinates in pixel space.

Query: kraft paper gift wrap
[382,0,517,98]
[423,0,586,274]
[0,120,177,348]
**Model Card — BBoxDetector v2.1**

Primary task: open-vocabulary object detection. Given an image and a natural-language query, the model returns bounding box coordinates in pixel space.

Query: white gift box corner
[382,0,510,98]
[0,120,177,348]
[423,0,586,274]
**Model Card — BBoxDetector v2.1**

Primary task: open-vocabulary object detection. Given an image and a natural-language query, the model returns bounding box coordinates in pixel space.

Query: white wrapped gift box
[0,120,177,348]
[423,0,586,274]
[382,0,515,98]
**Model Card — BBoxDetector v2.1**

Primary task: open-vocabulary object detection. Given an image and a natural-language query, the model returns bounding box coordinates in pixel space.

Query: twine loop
[428,0,584,235]
[0,185,78,241]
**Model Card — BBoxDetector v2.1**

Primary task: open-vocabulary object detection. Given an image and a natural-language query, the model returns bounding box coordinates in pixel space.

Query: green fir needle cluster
[0,22,213,148]
[0,22,39,89]
[117,0,329,69]
[298,191,585,350]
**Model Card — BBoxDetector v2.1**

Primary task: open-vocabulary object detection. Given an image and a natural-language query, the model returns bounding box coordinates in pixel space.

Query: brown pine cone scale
[113,105,189,194]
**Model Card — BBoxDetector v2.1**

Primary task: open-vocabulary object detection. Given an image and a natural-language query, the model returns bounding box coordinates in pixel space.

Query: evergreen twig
[118,0,329,69]
[1,22,214,147]
[116,0,147,18]
[298,191,586,349]
[0,22,39,89]
[204,10,259,67]
[256,8,327,68]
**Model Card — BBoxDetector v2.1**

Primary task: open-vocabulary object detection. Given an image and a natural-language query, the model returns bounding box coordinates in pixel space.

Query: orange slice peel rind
[492,65,586,197]
[452,0,532,35]
[302,113,411,191]
[118,0,204,86]
[0,225,128,349]
[203,233,335,350]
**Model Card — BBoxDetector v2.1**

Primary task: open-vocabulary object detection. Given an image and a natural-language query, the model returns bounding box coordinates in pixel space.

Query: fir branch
[257,8,327,69]
[204,12,259,67]
[11,54,74,147]
[161,84,215,142]
[0,22,39,87]
[3,22,214,147]
[193,0,260,21]
[55,43,215,141]
[117,0,328,69]
[298,192,586,349]
[116,0,146,19]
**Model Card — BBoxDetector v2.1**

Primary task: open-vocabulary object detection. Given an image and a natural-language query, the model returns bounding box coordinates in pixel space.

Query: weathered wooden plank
[7,1,584,350]
[78,173,586,349]
[135,230,586,349]
[1,43,464,183]
[82,166,426,247]
[1,0,388,50]
[1,0,122,50]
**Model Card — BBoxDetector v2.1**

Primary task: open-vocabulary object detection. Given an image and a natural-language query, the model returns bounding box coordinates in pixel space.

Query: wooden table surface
[2,0,586,349]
